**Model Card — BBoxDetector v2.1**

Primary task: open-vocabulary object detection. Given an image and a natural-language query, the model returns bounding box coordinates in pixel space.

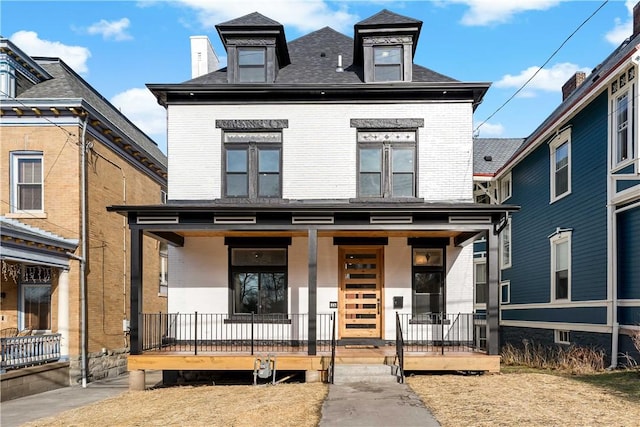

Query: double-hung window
[373,46,402,82]
[230,248,287,315]
[224,131,282,199]
[550,229,571,301]
[412,247,445,317]
[500,217,512,269]
[611,67,635,167]
[550,128,571,202]
[358,130,416,198]
[474,260,487,305]
[238,47,266,83]
[11,152,43,212]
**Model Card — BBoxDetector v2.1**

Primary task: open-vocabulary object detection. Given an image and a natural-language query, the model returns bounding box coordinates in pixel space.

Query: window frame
[500,217,512,269]
[555,329,570,345]
[356,130,417,199]
[474,258,487,306]
[11,152,44,213]
[19,265,52,332]
[500,172,512,202]
[549,129,571,203]
[222,131,283,199]
[373,45,403,82]
[550,229,572,302]
[237,47,267,83]
[411,246,446,318]
[500,281,510,304]
[159,242,168,297]
[228,245,289,317]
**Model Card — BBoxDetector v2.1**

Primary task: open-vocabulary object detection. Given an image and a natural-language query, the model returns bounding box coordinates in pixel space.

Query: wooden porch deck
[128,347,500,374]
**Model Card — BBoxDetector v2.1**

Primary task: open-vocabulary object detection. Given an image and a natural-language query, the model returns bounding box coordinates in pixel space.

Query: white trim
[500,172,512,202]
[550,229,572,302]
[500,300,609,310]
[500,320,613,333]
[617,299,640,306]
[610,78,635,169]
[500,280,510,304]
[554,329,571,344]
[549,127,572,203]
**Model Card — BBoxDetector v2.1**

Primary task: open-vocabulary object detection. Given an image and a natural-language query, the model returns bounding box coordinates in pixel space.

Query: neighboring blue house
[484,3,640,366]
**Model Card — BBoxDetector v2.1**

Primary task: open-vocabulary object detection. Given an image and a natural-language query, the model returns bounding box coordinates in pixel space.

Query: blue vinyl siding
[501,306,607,324]
[504,92,609,306]
[612,163,636,175]
[473,240,486,256]
[616,180,640,193]
[617,206,640,299]
[618,306,640,326]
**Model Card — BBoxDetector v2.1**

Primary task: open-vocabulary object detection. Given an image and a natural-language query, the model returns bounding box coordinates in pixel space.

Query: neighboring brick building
[0,37,168,388]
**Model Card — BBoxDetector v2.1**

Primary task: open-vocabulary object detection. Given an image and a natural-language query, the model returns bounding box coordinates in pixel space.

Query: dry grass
[501,341,606,373]
[408,371,640,427]
[23,383,328,427]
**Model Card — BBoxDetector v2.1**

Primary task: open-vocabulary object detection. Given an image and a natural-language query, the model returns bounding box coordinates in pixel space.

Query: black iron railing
[329,312,336,384]
[396,313,478,353]
[395,312,405,383]
[141,312,334,355]
[1,334,61,371]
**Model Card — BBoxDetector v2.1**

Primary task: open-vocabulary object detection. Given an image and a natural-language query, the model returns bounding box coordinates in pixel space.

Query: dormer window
[374,46,402,82]
[238,48,266,83]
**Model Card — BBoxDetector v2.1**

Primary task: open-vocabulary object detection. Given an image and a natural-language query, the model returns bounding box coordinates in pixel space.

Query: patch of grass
[570,370,640,401]
[501,341,605,373]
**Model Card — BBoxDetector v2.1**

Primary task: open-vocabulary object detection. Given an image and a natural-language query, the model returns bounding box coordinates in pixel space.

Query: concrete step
[332,363,400,385]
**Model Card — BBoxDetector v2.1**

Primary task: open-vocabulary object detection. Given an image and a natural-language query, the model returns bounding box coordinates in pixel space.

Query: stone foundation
[69,347,129,384]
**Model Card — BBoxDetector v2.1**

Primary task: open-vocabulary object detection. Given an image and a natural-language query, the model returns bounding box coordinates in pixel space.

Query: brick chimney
[562,71,586,101]
[634,1,640,38]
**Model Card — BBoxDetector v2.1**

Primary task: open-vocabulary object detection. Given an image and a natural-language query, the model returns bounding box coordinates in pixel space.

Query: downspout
[80,114,89,387]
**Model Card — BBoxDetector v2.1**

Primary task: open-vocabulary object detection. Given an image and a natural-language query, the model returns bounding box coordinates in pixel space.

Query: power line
[474,0,610,135]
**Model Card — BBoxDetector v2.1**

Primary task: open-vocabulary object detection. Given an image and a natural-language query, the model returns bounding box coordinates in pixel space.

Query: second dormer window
[374,46,402,82]
[238,48,266,83]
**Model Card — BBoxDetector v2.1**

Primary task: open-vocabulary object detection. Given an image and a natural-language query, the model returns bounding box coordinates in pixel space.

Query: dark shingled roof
[218,11,282,26]
[19,59,166,169]
[356,9,422,26]
[185,26,457,85]
[474,138,525,175]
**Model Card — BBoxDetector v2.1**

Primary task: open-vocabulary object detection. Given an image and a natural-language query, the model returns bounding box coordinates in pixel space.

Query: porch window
[231,248,287,315]
[11,152,43,212]
[159,242,168,296]
[412,248,445,317]
[20,265,52,331]
[357,130,416,198]
[474,260,487,305]
[223,131,282,199]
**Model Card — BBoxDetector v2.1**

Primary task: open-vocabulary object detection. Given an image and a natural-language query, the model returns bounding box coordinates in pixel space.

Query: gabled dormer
[216,12,290,84]
[353,9,422,83]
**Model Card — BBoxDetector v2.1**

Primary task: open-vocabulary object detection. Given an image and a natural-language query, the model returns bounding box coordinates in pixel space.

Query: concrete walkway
[320,381,441,427]
[1,373,440,427]
[1,371,162,427]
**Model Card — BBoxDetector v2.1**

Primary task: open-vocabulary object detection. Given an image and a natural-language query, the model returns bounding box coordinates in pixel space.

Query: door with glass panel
[338,247,383,338]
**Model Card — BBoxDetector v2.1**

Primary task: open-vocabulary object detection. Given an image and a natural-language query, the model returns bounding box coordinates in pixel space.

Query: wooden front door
[338,247,383,339]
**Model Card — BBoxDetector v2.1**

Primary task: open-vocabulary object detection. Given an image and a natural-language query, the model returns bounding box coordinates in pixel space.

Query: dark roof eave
[147,82,491,107]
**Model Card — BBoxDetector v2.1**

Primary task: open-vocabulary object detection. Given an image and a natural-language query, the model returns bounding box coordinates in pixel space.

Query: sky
[2,0,638,154]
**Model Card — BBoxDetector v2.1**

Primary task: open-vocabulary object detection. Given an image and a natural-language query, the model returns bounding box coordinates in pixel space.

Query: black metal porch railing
[141,313,334,355]
[395,312,405,383]
[329,312,336,384]
[396,313,479,353]
[0,334,61,371]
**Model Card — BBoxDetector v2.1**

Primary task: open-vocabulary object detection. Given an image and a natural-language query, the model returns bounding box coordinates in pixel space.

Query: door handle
[377,298,380,315]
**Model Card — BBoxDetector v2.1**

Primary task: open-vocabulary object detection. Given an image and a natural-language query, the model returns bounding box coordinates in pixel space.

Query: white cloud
[110,88,167,151]
[87,18,133,41]
[605,0,635,45]
[494,62,591,97]
[174,0,359,34]
[447,0,561,26]
[475,122,504,137]
[9,31,91,74]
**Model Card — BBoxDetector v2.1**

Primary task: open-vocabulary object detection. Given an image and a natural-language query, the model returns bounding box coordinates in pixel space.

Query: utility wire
[474,0,610,135]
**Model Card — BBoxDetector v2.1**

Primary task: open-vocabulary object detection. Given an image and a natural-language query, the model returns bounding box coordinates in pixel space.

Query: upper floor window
[238,47,266,83]
[374,46,402,82]
[11,152,43,212]
[500,217,511,269]
[357,130,416,198]
[550,128,571,202]
[500,173,512,202]
[550,229,572,301]
[611,66,635,167]
[223,131,282,199]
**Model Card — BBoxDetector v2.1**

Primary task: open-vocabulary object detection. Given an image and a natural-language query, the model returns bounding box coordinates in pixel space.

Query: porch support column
[487,228,500,355]
[308,228,318,355]
[130,226,143,355]
[57,268,70,360]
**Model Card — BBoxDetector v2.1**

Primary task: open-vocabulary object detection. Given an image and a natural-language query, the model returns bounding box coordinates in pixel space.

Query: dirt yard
[22,370,640,427]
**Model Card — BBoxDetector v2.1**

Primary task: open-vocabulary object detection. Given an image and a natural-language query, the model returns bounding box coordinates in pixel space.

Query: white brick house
[110,10,516,379]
